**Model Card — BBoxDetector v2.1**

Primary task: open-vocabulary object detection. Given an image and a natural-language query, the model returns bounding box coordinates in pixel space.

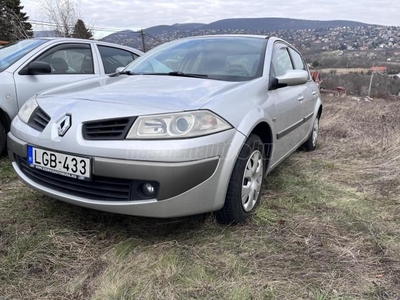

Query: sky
[21,0,400,39]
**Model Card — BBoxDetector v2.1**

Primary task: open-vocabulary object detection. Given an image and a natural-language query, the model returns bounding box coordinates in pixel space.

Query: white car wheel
[217,134,265,224]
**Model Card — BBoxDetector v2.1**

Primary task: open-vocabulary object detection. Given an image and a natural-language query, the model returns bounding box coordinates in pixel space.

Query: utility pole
[368,69,375,97]
[140,29,146,52]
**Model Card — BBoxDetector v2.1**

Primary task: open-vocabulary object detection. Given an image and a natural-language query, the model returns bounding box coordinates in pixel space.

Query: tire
[303,116,319,151]
[216,134,265,224]
[0,121,6,155]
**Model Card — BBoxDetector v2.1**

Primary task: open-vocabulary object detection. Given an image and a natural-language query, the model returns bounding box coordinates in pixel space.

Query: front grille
[82,117,136,140]
[16,156,159,201]
[28,107,51,132]
[18,156,131,201]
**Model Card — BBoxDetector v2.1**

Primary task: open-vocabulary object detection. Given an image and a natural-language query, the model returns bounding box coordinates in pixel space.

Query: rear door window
[98,46,139,74]
[288,48,307,71]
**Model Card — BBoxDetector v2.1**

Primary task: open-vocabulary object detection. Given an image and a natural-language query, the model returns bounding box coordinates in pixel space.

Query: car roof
[29,37,144,54]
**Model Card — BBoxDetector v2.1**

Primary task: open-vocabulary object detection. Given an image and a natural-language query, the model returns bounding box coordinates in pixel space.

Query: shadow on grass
[38,197,214,240]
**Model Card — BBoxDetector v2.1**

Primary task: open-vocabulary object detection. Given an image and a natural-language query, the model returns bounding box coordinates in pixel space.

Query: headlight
[18,97,38,124]
[126,111,232,139]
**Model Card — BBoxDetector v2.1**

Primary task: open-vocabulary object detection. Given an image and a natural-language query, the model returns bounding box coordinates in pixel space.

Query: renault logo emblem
[57,115,71,136]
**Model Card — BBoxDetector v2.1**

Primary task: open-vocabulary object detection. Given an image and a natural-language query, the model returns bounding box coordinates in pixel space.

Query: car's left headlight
[18,97,38,124]
[126,110,232,139]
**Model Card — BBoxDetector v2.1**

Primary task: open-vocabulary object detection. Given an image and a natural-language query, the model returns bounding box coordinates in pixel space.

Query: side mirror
[115,67,125,73]
[276,70,309,87]
[28,61,51,74]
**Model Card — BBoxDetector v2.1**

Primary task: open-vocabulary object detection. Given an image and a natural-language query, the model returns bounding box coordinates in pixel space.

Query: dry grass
[0,96,399,299]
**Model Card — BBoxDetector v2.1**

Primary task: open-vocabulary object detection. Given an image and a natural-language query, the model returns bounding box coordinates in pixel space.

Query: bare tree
[41,0,80,37]
[2,8,29,39]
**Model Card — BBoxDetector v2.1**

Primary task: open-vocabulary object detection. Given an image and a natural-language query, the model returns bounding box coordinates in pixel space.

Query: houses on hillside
[109,24,400,53]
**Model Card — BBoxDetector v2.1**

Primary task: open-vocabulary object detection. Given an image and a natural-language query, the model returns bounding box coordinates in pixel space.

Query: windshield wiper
[145,71,208,78]
[112,71,208,78]
[120,70,140,75]
[168,71,208,78]
[109,70,139,77]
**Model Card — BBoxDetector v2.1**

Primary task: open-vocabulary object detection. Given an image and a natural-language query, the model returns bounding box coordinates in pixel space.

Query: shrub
[321,73,400,98]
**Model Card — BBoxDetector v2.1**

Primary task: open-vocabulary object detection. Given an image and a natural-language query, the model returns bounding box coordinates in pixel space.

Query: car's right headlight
[126,110,232,139]
[18,97,38,124]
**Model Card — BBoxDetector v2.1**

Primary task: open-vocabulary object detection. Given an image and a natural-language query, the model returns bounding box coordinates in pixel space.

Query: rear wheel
[216,134,265,224]
[303,117,319,151]
[0,122,6,155]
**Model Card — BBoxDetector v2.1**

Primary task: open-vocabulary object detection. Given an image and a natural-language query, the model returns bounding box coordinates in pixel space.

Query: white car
[0,38,143,153]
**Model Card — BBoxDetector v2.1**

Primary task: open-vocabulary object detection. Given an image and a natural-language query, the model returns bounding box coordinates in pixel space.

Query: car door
[268,42,309,167]
[288,47,318,139]
[96,45,140,74]
[13,42,98,110]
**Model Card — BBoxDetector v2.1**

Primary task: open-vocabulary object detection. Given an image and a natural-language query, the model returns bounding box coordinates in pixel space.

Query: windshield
[0,39,48,72]
[125,37,267,82]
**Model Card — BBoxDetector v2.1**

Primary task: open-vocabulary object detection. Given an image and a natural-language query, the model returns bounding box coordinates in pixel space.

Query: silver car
[7,35,322,223]
[0,38,143,153]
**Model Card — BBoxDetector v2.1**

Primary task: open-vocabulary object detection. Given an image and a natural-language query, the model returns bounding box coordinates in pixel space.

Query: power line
[28,19,154,48]
[145,32,163,44]
[29,19,141,33]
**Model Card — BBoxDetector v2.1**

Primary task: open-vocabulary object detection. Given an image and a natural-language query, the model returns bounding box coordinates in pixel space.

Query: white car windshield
[0,39,48,72]
[125,37,267,82]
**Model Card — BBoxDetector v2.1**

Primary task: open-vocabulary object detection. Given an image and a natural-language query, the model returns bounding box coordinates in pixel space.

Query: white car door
[268,43,309,167]
[287,47,318,139]
[13,42,99,109]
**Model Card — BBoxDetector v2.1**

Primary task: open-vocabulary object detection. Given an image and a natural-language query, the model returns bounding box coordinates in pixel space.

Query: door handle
[312,91,317,96]
[298,96,304,101]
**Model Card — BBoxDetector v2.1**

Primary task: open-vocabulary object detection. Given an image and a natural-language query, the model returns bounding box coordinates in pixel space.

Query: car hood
[38,75,247,112]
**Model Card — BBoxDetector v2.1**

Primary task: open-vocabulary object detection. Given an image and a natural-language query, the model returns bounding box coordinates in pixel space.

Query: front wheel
[216,134,265,224]
[0,122,6,155]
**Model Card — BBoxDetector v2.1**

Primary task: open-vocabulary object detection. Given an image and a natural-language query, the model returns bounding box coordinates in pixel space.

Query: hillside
[145,23,205,35]
[202,18,369,31]
[33,30,56,37]
[100,17,373,50]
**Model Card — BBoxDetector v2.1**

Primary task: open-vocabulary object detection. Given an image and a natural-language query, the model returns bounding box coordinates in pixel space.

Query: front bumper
[8,129,246,218]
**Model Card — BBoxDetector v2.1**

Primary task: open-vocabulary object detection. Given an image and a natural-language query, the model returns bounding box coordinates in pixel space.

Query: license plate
[27,146,91,180]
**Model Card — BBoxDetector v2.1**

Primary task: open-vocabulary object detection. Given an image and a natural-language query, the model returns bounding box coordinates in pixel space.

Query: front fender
[236,108,275,139]
[0,72,19,123]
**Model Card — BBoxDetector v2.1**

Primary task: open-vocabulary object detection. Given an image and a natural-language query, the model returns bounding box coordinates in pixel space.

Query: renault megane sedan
[7,35,322,223]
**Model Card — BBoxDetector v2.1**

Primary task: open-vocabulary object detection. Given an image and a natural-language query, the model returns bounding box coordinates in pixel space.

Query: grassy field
[1,96,399,300]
